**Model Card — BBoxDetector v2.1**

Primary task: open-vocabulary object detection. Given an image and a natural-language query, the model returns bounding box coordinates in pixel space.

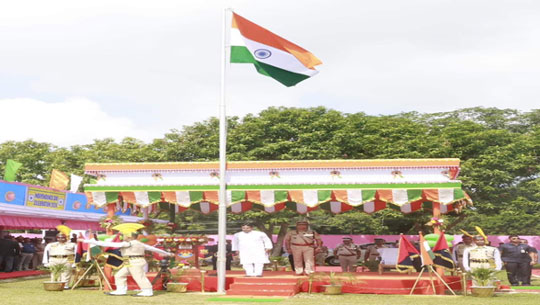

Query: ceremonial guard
[42,225,77,288]
[334,237,360,272]
[453,234,475,271]
[462,235,502,272]
[84,223,172,297]
[284,220,321,275]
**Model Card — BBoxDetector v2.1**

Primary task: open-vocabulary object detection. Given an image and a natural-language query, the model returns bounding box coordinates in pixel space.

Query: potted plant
[363,259,379,272]
[469,268,499,297]
[42,264,69,291]
[270,256,289,271]
[308,272,358,295]
[167,267,189,293]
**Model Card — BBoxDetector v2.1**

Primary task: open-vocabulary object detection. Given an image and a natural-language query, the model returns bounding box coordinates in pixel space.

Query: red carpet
[129,271,463,295]
[0,270,46,280]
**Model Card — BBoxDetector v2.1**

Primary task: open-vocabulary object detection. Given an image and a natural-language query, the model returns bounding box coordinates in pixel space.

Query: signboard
[25,187,66,210]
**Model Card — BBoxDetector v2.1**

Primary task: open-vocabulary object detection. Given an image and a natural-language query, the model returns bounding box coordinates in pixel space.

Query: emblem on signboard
[5,191,15,202]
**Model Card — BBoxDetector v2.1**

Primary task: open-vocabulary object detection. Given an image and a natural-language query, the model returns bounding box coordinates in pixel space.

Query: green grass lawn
[1,278,539,305]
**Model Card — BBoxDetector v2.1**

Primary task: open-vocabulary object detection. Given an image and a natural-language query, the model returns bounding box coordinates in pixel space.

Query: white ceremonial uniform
[462,245,502,272]
[232,230,273,276]
[85,239,169,296]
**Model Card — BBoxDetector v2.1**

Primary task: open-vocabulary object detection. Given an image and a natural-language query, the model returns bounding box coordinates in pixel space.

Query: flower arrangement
[99,215,121,230]
[138,219,155,233]
[160,235,209,253]
[167,222,178,232]
[425,217,444,228]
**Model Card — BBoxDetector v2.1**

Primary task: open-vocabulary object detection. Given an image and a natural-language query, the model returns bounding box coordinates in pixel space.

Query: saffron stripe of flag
[419,233,435,266]
[230,13,321,87]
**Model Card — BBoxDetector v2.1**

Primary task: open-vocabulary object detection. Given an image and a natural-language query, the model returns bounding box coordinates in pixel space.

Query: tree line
[1,106,538,238]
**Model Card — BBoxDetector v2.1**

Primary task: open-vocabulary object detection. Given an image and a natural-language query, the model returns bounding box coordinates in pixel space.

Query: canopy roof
[0,180,149,229]
[84,159,472,215]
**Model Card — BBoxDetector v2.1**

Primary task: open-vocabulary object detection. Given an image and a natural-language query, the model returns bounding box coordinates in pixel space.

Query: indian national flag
[230,13,322,87]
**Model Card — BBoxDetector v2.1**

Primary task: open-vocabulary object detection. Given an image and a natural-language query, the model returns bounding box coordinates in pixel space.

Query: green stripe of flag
[231,46,310,87]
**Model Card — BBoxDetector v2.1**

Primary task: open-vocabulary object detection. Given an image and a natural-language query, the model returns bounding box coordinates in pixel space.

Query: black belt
[471,259,490,263]
[50,255,73,258]
[126,255,144,258]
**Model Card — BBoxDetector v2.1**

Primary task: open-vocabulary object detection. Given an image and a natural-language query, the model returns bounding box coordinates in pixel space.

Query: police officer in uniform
[453,235,475,271]
[462,235,502,273]
[84,224,173,297]
[43,230,77,288]
[364,238,387,262]
[334,237,360,272]
[284,220,321,275]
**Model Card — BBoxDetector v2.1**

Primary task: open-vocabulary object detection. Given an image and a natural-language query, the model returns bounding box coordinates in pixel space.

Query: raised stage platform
[121,270,464,296]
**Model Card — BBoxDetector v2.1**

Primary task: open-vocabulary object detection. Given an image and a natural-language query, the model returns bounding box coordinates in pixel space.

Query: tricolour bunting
[230,13,322,87]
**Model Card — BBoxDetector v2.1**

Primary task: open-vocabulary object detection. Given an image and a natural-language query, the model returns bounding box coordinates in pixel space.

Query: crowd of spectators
[0,234,48,272]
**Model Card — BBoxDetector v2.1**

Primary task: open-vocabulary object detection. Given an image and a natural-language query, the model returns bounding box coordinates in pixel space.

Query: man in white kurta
[232,223,273,277]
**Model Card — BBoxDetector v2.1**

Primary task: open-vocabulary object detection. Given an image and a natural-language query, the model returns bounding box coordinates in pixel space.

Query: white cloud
[0,1,539,147]
[0,98,152,146]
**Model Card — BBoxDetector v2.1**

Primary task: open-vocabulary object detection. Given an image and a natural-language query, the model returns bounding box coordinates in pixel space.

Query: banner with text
[26,187,66,210]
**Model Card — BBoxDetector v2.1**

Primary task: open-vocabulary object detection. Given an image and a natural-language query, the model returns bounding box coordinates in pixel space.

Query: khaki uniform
[453,243,474,270]
[115,240,153,290]
[365,244,387,261]
[284,230,321,275]
[86,235,170,296]
[43,242,76,283]
[334,243,359,272]
[315,247,328,266]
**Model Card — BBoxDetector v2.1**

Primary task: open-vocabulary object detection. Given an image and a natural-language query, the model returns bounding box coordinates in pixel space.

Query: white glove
[71,263,77,268]
[44,263,50,267]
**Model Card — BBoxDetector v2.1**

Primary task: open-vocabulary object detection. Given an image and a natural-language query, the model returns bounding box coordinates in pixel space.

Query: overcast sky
[1,0,539,147]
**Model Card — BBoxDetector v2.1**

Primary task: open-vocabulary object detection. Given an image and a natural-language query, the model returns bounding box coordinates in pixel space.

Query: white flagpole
[217,7,231,294]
